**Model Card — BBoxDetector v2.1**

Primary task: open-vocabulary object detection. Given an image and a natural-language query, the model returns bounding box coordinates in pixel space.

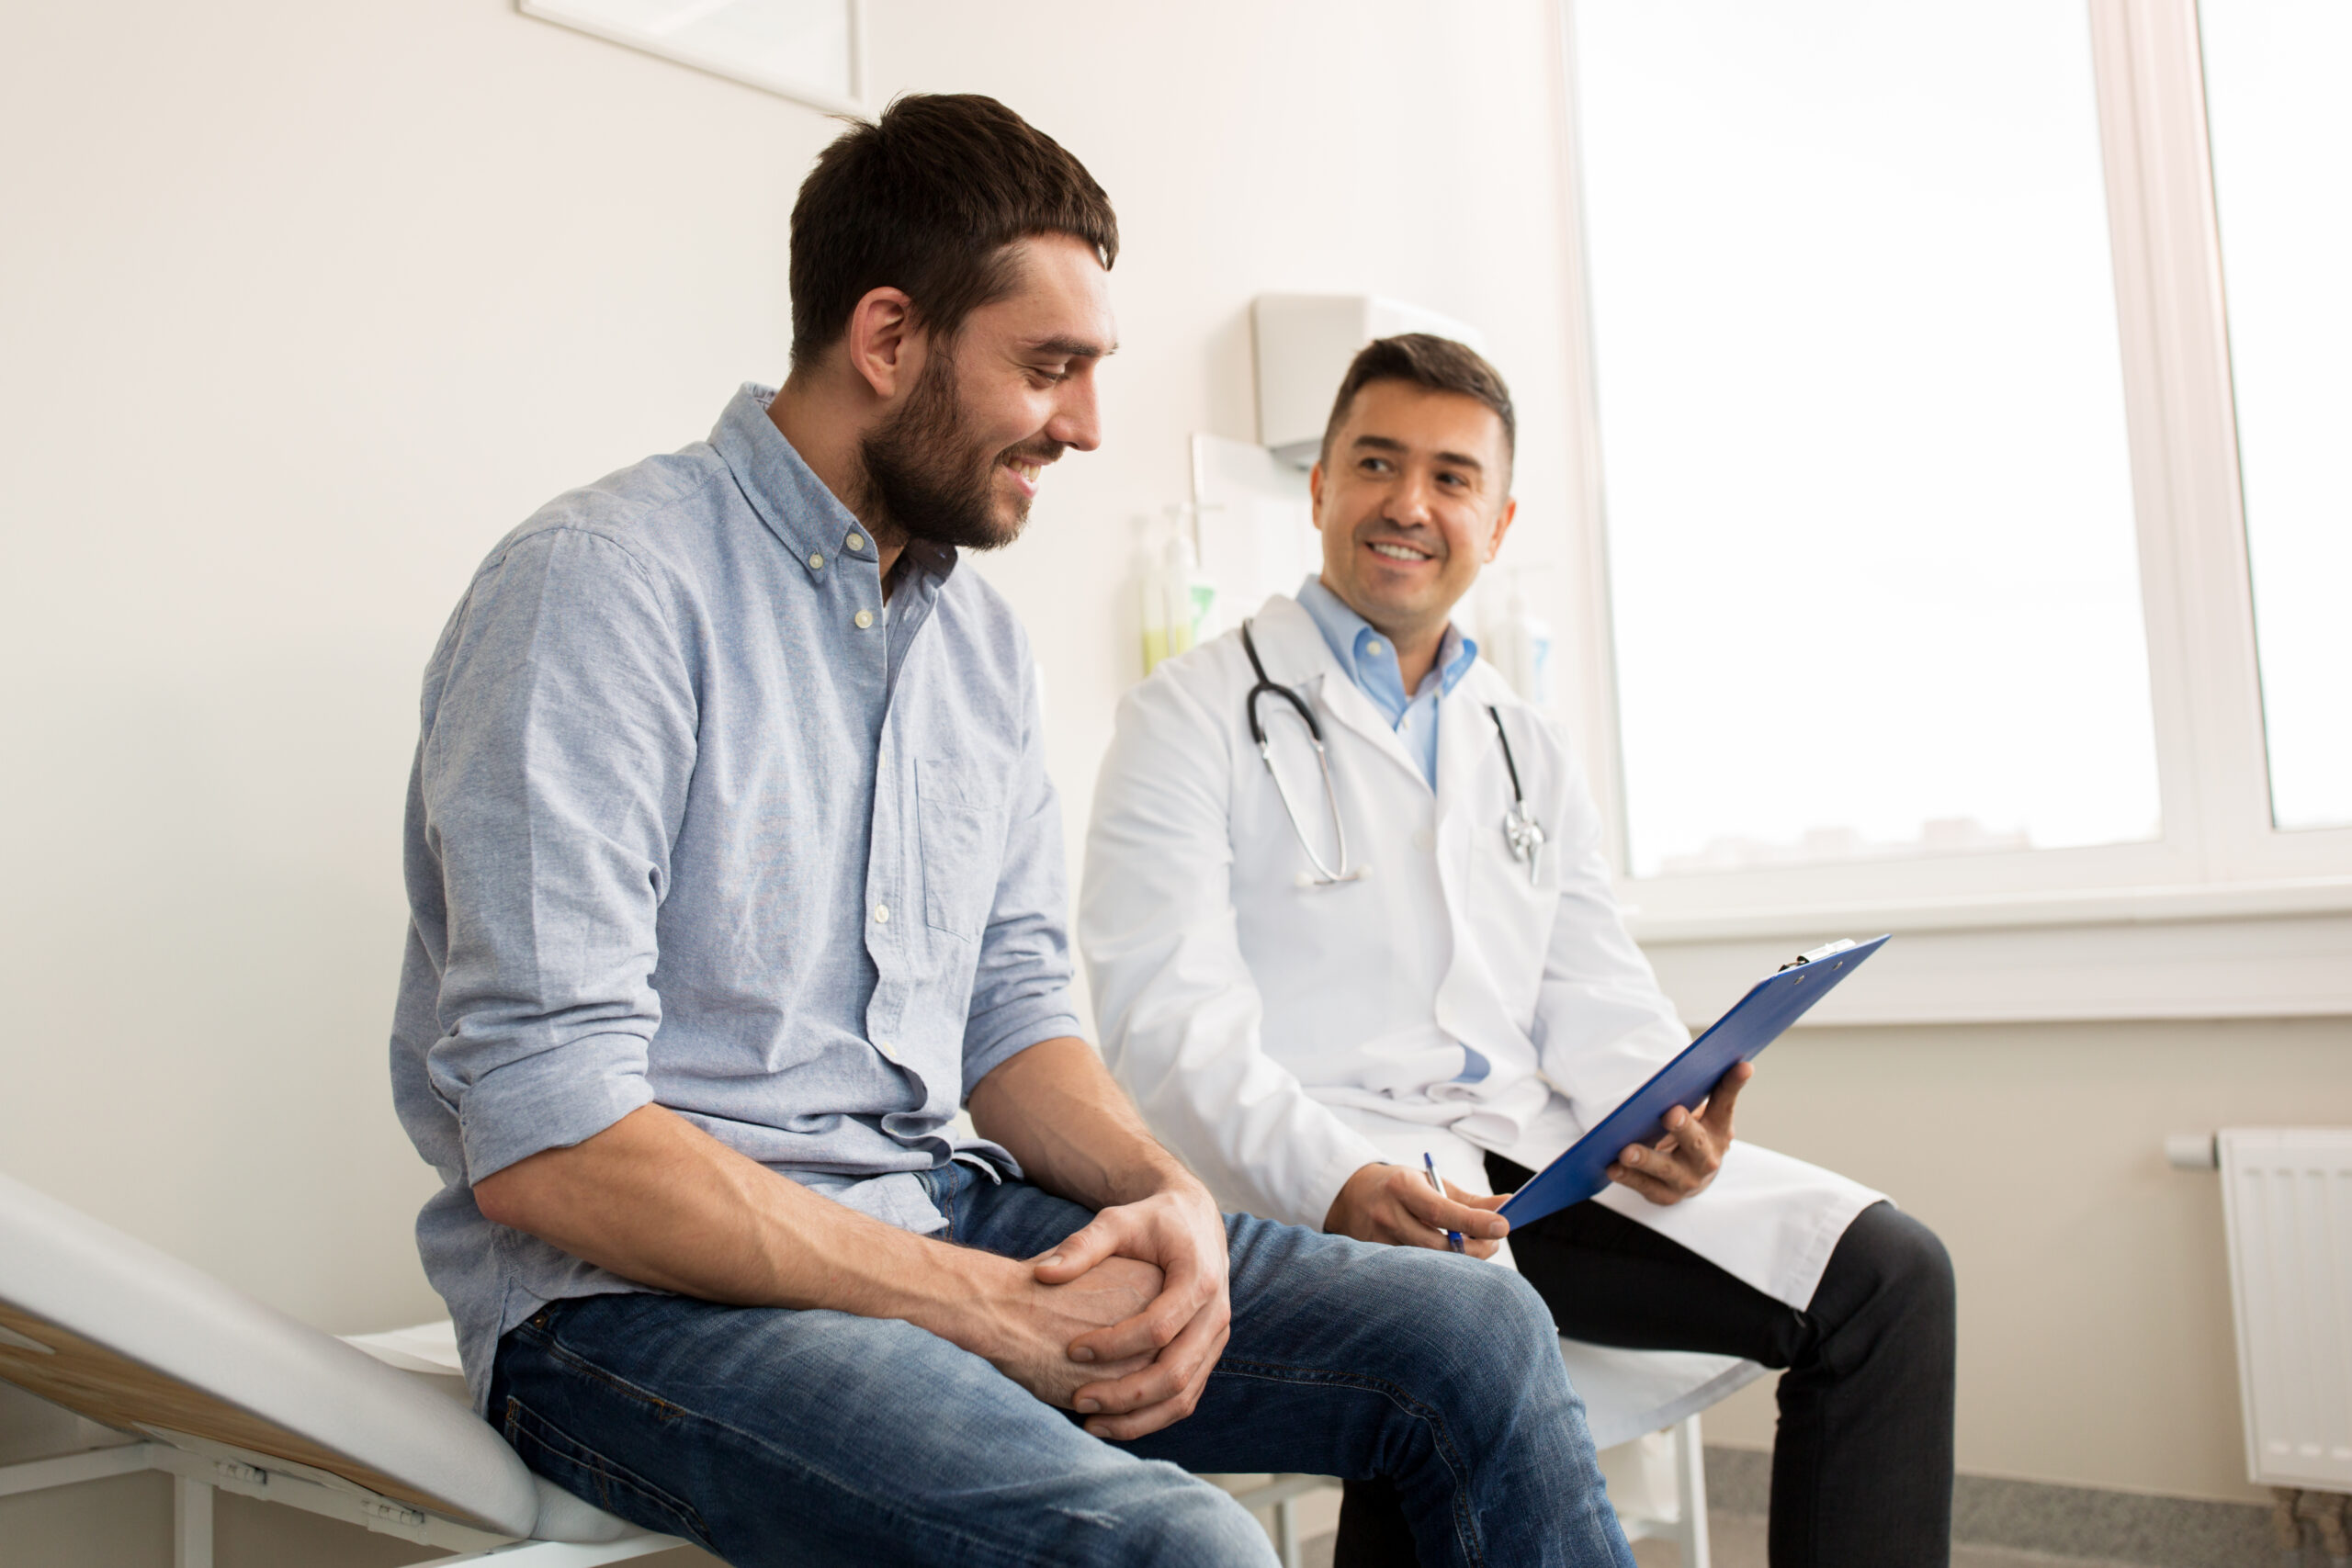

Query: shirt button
[873,903,890,923]
[1366,640,1384,656]
[847,533,866,552]
[876,1040,899,1061]
[808,551,825,570]
[854,609,875,630]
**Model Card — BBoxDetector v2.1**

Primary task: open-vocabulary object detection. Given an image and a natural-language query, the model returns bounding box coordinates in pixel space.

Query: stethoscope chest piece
[1487,705,1545,886]
[1503,799,1547,886]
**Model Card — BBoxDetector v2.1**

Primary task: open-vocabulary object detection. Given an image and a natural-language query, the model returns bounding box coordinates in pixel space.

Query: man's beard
[857,347,1049,553]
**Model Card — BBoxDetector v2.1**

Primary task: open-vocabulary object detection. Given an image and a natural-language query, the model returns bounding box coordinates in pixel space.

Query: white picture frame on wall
[520,0,865,116]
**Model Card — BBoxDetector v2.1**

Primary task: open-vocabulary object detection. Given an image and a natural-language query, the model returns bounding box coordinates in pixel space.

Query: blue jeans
[488,1162,1633,1568]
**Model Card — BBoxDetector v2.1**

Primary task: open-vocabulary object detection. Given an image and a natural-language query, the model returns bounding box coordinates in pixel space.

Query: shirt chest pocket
[917,760,1005,941]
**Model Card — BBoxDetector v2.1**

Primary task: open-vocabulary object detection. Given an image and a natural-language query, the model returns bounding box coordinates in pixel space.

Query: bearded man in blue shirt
[390,94,1632,1568]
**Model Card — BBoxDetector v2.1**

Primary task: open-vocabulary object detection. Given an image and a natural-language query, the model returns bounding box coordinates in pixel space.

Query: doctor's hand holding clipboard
[1325,934,1894,1254]
[1317,1061,1755,1258]
[1601,1058,1754,1207]
[1496,934,1893,1230]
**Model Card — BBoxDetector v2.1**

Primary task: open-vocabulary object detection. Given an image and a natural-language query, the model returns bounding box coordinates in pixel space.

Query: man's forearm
[968,1036,1199,1210]
[473,1103,1015,1333]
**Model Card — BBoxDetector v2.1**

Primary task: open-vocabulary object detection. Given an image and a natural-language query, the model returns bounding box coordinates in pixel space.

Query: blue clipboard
[1497,935,1892,1228]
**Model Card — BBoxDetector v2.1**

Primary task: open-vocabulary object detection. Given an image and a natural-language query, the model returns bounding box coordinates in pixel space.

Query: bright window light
[1576,0,2163,878]
[2199,0,2352,832]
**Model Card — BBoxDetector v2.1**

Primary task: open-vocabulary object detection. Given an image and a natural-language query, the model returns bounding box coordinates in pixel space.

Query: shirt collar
[1294,575,1478,704]
[708,383,956,588]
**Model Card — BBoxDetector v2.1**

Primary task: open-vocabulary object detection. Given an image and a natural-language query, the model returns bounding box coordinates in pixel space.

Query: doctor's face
[1310,380,1517,641]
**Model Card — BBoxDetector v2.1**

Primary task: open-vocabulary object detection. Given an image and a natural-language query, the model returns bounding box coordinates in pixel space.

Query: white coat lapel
[1432,675,1488,815]
[1245,594,1430,793]
[1434,672,1532,851]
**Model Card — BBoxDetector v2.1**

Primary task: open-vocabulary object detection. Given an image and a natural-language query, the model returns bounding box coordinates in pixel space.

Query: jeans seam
[528,1330,701,1422]
[1213,1359,1486,1568]
[514,1325,1148,1568]
[502,1393,718,1551]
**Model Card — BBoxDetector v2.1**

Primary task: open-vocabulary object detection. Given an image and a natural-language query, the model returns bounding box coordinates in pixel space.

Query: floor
[1299,1516,2151,1568]
[1634,1514,2149,1568]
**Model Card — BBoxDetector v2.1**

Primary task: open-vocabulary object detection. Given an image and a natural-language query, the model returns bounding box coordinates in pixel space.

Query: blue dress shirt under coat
[1293,575,1478,789]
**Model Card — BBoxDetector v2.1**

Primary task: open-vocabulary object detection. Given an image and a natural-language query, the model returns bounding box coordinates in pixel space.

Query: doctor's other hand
[1608,1059,1755,1206]
[1323,1163,1510,1258]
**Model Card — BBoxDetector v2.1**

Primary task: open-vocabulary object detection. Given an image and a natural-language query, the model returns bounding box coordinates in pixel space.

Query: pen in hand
[1422,1152,1465,1253]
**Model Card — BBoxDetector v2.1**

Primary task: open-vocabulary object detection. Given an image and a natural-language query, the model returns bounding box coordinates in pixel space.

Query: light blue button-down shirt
[390,385,1082,1407]
[1294,575,1478,789]
[1291,577,1489,1083]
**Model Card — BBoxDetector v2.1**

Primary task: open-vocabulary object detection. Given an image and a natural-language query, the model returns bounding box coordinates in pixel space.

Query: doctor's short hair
[788,94,1119,369]
[1319,334,1517,477]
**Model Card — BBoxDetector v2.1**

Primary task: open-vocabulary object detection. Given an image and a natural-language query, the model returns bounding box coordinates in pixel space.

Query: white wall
[0,2,1579,1561]
[5,0,813,1343]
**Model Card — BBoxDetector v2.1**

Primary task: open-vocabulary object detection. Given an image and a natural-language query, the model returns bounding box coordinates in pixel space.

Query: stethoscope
[1240,618,1548,888]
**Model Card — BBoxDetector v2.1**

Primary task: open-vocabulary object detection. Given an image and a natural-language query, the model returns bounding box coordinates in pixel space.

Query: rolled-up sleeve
[961,661,1085,1096]
[415,527,695,1183]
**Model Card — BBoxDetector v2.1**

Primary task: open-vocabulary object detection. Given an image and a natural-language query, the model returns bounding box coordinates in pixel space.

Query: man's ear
[1484,496,1520,562]
[1307,462,1326,530]
[843,286,921,400]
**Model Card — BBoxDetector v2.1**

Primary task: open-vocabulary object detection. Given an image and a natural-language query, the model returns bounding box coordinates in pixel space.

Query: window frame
[1550,0,2352,1021]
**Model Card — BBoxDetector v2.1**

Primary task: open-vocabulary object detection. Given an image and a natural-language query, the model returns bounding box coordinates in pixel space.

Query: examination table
[0,1168,1739,1566]
[0,1168,671,1564]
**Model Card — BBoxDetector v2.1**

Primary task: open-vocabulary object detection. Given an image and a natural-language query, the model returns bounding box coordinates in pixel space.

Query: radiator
[2218,1129,2352,1491]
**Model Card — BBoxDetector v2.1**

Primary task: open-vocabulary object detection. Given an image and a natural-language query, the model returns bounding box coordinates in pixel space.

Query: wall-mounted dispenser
[1136,504,1223,676]
[1251,294,1488,468]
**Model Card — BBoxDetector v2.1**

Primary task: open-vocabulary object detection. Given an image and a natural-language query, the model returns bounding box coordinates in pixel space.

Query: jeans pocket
[501,1394,717,1552]
[917,760,1002,940]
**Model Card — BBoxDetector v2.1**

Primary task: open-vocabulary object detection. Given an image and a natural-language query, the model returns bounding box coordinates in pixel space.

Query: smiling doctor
[1080,335,1956,1568]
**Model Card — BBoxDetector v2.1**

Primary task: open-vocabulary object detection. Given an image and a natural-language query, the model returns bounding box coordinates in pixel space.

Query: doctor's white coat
[1080,592,1882,1316]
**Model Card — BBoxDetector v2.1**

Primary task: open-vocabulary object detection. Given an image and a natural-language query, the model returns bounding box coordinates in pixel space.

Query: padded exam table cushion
[0,1168,594,1540]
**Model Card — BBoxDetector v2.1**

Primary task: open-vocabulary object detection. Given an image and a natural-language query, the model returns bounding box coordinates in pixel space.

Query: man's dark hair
[789,94,1118,369]
[1318,333,1516,474]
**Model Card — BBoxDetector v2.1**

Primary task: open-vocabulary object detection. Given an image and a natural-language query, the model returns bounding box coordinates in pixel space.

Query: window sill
[1625,874,2352,943]
[1628,876,2352,1028]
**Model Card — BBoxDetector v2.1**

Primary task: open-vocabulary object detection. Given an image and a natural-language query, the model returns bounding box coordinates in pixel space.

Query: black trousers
[1335,1154,1956,1568]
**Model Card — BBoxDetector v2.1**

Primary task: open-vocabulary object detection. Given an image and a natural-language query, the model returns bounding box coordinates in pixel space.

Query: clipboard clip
[1778,938,1860,973]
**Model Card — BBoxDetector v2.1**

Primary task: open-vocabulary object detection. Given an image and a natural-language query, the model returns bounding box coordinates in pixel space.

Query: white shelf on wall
[519,0,865,113]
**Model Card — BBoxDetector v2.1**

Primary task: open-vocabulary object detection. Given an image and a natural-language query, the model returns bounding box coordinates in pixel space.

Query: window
[1555,0,2352,1018]
[2199,0,2352,832]
[1577,1,2160,879]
